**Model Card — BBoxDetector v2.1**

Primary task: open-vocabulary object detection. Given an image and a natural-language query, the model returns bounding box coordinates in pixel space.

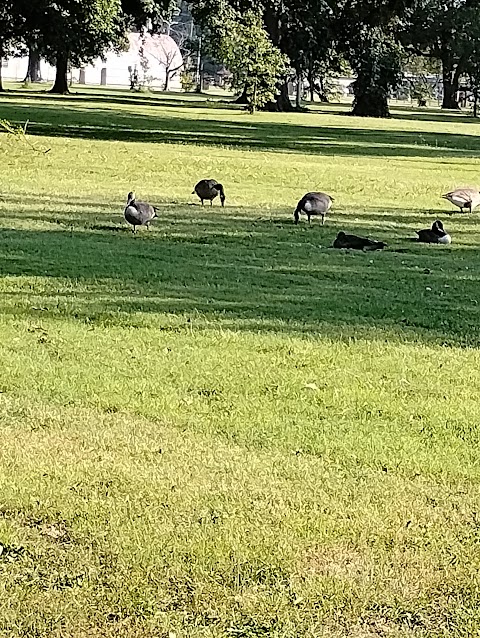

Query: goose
[124,191,158,233]
[294,192,333,225]
[193,179,226,207]
[333,231,386,251]
[416,220,451,244]
[441,188,480,213]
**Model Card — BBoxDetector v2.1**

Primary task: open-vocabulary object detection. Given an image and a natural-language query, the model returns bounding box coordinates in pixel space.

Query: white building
[3,32,184,90]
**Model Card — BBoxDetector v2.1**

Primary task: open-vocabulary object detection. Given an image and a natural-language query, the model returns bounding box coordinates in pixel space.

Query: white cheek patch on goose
[304,201,313,212]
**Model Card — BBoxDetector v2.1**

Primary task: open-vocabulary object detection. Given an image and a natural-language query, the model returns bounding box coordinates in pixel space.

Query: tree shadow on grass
[390,105,479,124]
[0,203,479,347]
[0,88,240,111]
[2,97,480,159]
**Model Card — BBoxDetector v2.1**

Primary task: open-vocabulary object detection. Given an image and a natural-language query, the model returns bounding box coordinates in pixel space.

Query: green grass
[1,86,480,637]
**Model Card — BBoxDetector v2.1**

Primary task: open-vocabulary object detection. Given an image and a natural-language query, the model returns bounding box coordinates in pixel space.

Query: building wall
[3,33,184,90]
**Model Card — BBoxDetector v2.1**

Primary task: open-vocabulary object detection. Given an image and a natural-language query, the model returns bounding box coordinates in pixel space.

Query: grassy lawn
[1,85,480,637]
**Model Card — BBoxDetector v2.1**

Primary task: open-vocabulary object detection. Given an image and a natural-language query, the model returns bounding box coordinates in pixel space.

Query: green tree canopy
[206,7,288,113]
[31,0,126,93]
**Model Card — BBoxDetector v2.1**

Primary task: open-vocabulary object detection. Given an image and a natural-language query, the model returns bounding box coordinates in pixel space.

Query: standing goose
[294,192,333,226]
[124,191,158,233]
[441,188,480,213]
[416,220,451,244]
[193,179,226,207]
[333,231,386,251]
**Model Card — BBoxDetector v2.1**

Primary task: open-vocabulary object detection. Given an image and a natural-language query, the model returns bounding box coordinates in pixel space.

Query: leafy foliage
[350,25,404,117]
[121,0,176,33]
[207,7,288,113]
[34,0,126,69]
[401,0,480,109]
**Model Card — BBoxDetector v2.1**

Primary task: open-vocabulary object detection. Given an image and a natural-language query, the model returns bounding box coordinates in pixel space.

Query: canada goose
[294,192,333,225]
[124,192,158,233]
[333,231,386,251]
[441,188,480,213]
[416,220,451,244]
[193,179,226,207]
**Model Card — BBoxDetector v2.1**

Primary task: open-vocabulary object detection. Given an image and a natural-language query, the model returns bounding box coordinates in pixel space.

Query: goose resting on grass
[124,192,158,233]
[193,179,226,207]
[294,192,333,226]
[333,231,386,251]
[441,188,480,213]
[416,220,451,244]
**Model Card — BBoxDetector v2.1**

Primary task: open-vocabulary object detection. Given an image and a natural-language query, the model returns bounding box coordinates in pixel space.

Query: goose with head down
[294,192,333,226]
[193,179,226,207]
[441,188,480,213]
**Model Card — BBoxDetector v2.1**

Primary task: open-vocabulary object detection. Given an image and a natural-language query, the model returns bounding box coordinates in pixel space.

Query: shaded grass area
[1,88,480,157]
[1,90,480,637]
[0,200,479,346]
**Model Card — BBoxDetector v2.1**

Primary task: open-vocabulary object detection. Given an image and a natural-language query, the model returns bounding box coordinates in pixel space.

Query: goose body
[441,188,480,213]
[294,192,333,225]
[333,231,386,251]
[416,220,451,244]
[124,191,157,233]
[193,179,226,206]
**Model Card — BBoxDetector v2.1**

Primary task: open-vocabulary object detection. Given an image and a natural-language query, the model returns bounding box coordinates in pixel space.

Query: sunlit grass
[0,89,480,637]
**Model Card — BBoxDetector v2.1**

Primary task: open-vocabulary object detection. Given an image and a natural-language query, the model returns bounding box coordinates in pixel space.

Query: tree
[331,0,412,117]
[349,25,403,117]
[281,0,340,104]
[121,0,176,32]
[157,38,184,90]
[206,7,288,113]
[190,0,294,110]
[0,0,28,91]
[401,0,480,110]
[24,45,42,83]
[33,0,126,94]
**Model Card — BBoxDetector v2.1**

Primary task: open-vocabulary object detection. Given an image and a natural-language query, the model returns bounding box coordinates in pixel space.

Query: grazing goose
[416,220,451,244]
[193,179,226,206]
[124,191,157,233]
[441,188,480,213]
[333,231,386,251]
[294,192,333,226]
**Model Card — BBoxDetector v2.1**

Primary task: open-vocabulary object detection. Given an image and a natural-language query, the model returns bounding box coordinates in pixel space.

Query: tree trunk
[235,86,248,104]
[315,76,329,103]
[50,52,69,94]
[295,71,302,109]
[24,47,41,83]
[352,90,389,117]
[264,81,293,112]
[0,59,4,92]
[308,71,314,102]
[163,72,169,91]
[352,71,390,118]
[441,62,460,109]
[474,85,478,118]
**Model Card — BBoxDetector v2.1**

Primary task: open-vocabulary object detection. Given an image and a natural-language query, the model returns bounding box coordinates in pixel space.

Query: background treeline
[2,0,480,116]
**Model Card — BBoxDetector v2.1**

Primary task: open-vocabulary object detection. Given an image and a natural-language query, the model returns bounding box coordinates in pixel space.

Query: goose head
[127,191,136,205]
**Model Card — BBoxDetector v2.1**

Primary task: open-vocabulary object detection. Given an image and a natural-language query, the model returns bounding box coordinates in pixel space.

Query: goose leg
[308,215,311,227]
[201,199,204,206]
[321,214,325,226]
[210,200,213,206]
